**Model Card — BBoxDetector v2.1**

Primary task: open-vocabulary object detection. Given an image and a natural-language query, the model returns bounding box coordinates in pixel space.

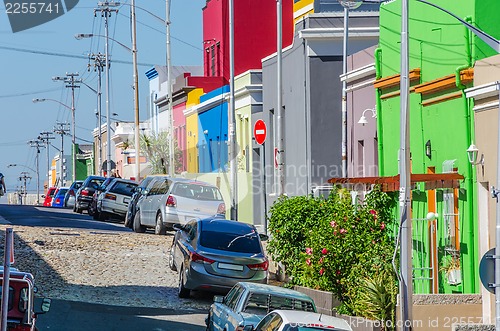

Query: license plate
[218,263,244,271]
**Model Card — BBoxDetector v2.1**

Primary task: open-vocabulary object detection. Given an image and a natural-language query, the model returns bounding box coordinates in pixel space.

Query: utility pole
[131,0,141,181]
[27,140,43,205]
[229,0,238,221]
[95,1,119,179]
[166,0,174,177]
[276,0,285,196]
[88,53,106,176]
[54,122,70,187]
[18,172,31,205]
[53,72,81,182]
[38,131,55,187]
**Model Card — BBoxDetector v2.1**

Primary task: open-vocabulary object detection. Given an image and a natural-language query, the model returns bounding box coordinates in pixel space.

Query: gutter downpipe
[455,16,476,293]
[374,47,384,176]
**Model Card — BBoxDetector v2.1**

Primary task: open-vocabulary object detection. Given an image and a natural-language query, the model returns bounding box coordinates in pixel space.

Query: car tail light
[11,325,32,331]
[104,193,117,201]
[166,195,176,207]
[69,190,75,196]
[247,260,269,271]
[190,251,215,264]
[217,203,226,214]
[80,189,90,196]
[55,198,61,204]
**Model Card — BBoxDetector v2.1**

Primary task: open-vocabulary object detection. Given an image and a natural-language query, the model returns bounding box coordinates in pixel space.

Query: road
[0,203,209,331]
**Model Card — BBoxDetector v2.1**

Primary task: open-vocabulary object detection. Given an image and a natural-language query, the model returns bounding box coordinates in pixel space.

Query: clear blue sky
[0,0,206,196]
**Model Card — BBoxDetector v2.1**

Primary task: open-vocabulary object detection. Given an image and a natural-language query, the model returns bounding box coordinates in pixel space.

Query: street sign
[479,247,495,294]
[253,120,267,145]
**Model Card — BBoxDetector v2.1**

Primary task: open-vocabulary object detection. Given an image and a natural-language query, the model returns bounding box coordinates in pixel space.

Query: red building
[202,0,294,81]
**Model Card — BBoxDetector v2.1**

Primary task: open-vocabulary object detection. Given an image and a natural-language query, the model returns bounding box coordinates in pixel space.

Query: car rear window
[199,231,262,253]
[172,183,222,201]
[244,293,315,315]
[110,182,137,196]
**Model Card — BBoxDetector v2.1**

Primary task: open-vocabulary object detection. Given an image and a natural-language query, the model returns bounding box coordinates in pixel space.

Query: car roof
[270,310,352,330]
[199,219,255,232]
[237,282,314,302]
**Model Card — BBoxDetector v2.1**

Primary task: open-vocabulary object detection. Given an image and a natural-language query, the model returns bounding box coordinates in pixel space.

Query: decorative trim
[340,64,376,83]
[473,101,499,113]
[294,3,314,20]
[299,27,379,41]
[379,87,417,100]
[465,81,500,100]
[421,91,462,107]
[414,68,473,95]
[374,68,421,89]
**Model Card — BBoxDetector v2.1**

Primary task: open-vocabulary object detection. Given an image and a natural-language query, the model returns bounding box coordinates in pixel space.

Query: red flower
[321,248,328,255]
[319,268,325,276]
[380,222,386,230]
[330,220,337,228]
[319,257,324,264]
[369,209,377,215]
[339,228,347,235]
[336,270,341,275]
[305,247,313,255]
[306,258,311,266]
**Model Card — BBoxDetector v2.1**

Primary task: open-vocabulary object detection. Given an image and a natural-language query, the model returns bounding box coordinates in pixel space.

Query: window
[109,181,137,196]
[200,231,262,253]
[224,284,243,310]
[0,285,14,311]
[210,45,216,76]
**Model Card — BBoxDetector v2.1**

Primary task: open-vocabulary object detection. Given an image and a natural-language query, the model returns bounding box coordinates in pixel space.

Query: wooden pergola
[328,173,464,192]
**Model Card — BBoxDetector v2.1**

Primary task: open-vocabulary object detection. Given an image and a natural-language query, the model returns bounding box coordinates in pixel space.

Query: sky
[0,0,206,196]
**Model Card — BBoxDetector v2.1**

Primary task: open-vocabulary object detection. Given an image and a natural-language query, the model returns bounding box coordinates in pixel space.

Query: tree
[135,131,182,175]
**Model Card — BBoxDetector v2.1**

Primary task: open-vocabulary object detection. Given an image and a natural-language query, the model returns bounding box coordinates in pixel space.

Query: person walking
[0,172,6,196]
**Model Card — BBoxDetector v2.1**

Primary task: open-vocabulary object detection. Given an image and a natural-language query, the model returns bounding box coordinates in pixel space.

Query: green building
[375,0,500,294]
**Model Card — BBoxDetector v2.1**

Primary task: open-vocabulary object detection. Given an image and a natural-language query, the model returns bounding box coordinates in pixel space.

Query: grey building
[255,8,380,218]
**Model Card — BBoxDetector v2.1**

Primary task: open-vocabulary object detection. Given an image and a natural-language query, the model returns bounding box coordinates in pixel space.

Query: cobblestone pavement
[0,225,213,310]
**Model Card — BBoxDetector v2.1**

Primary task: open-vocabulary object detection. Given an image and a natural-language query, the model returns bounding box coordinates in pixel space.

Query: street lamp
[33,97,75,185]
[338,0,363,178]
[357,107,377,125]
[76,32,141,181]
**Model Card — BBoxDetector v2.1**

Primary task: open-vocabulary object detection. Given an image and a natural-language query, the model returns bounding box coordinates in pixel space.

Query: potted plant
[440,256,461,285]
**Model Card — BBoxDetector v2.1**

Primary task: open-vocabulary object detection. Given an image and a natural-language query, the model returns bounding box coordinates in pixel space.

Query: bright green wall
[376,0,500,294]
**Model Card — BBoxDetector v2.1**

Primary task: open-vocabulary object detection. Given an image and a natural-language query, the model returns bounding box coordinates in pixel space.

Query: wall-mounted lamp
[425,140,432,159]
[358,107,377,125]
[467,142,484,166]
[203,130,209,135]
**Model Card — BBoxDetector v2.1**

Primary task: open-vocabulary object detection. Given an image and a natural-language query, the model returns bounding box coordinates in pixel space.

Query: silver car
[132,177,226,235]
[96,179,138,221]
[169,218,269,298]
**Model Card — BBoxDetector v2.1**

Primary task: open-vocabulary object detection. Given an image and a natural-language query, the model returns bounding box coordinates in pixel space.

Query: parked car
[64,180,83,208]
[42,187,57,207]
[51,187,69,208]
[74,175,105,213]
[0,266,51,331]
[133,177,226,235]
[205,282,317,331]
[124,175,158,229]
[88,177,116,218]
[95,178,138,221]
[251,310,352,331]
[169,218,269,298]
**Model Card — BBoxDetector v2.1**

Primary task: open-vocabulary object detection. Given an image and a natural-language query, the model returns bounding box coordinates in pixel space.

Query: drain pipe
[374,47,384,176]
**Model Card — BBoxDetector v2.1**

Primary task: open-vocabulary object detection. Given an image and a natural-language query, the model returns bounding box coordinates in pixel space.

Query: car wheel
[97,211,107,221]
[92,211,99,220]
[133,212,146,233]
[155,213,167,235]
[124,211,132,228]
[168,244,177,271]
[178,266,190,298]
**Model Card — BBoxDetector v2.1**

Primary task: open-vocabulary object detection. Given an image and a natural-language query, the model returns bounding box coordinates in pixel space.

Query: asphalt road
[0,204,209,331]
[35,298,207,331]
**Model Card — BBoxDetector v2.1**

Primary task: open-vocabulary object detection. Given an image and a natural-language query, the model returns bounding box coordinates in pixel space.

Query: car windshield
[172,183,222,201]
[245,293,315,314]
[283,327,350,331]
[110,182,137,196]
[199,230,261,253]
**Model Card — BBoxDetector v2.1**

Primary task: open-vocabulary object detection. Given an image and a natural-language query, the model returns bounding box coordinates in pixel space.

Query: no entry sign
[253,119,267,145]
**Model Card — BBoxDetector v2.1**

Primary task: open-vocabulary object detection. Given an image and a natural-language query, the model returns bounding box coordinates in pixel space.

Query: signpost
[254,119,267,145]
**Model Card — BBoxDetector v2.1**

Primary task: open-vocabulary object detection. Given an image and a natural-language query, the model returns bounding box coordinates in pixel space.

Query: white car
[96,179,138,221]
[252,310,352,331]
[133,177,226,235]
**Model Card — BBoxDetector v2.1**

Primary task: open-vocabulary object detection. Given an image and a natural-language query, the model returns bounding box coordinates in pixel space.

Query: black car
[124,175,157,228]
[89,177,116,218]
[74,175,106,213]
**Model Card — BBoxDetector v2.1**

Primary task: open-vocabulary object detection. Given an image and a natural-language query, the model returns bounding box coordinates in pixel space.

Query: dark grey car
[169,218,269,298]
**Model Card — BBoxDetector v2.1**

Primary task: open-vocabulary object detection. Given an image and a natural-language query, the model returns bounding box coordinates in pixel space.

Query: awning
[328,173,464,192]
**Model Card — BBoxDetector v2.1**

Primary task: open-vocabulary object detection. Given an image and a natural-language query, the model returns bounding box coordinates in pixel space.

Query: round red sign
[253,119,267,145]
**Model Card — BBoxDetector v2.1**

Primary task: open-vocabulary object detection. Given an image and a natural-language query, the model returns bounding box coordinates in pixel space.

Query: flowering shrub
[267,185,398,321]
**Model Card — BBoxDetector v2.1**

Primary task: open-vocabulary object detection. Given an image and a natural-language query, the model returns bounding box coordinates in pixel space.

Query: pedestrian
[0,172,6,196]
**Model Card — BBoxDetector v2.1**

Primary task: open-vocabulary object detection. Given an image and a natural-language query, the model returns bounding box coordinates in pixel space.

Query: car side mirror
[172,223,183,232]
[143,189,149,196]
[41,195,46,198]
[259,233,269,242]
[35,298,51,315]
[214,295,224,304]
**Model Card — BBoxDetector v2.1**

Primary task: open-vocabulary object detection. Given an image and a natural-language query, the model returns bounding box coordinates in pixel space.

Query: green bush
[267,185,398,321]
